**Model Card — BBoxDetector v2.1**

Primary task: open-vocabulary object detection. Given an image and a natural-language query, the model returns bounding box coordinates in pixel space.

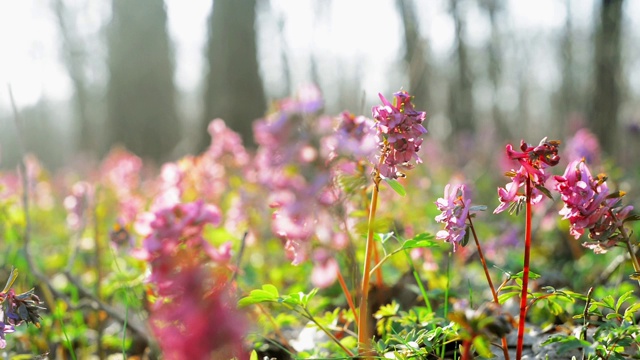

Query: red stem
[461,339,473,360]
[516,178,533,359]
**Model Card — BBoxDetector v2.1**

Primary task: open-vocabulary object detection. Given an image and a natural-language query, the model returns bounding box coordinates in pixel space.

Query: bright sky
[1,0,638,110]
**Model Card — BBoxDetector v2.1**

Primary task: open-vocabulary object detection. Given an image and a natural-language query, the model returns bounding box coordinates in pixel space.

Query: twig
[581,287,594,360]
[63,270,152,344]
[231,232,248,284]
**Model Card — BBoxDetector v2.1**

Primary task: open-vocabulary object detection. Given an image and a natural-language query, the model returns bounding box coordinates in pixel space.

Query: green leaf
[511,270,541,280]
[602,295,615,310]
[461,227,470,247]
[250,350,258,360]
[402,237,438,250]
[535,184,554,200]
[468,205,487,212]
[605,313,620,320]
[623,214,640,223]
[262,284,279,297]
[623,303,640,321]
[498,291,519,304]
[615,290,634,313]
[383,177,406,197]
[375,232,395,244]
[546,299,564,316]
[301,288,318,307]
[472,336,493,358]
[237,285,280,307]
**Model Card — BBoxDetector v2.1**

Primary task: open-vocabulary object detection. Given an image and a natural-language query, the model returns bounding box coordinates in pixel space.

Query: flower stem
[467,215,510,360]
[516,178,533,359]
[372,238,383,287]
[357,172,381,354]
[613,212,640,285]
[302,307,355,357]
[336,268,358,326]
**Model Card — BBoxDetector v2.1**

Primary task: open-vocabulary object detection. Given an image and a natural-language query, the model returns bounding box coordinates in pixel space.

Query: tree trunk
[448,0,475,138]
[52,0,93,155]
[590,0,624,156]
[397,0,431,109]
[200,0,266,151]
[481,0,510,140]
[107,0,181,162]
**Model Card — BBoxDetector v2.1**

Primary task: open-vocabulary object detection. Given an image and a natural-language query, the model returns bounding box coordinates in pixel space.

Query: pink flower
[554,159,633,250]
[150,269,247,360]
[494,138,560,214]
[372,91,427,179]
[311,249,339,288]
[435,184,471,251]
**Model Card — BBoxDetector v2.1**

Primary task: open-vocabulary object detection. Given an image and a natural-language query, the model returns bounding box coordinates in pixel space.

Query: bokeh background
[1,0,640,169]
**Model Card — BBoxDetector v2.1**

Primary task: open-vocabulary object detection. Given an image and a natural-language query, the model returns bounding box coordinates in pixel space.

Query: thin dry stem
[468,215,510,360]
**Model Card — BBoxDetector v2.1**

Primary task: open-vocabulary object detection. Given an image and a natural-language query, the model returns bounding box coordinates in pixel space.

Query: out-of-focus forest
[1,0,640,169]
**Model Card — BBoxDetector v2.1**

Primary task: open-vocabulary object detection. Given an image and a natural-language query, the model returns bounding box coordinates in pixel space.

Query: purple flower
[563,128,601,166]
[435,184,471,251]
[554,159,633,251]
[372,91,427,179]
[0,322,15,349]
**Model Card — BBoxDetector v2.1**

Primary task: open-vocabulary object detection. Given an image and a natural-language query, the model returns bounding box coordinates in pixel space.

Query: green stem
[302,307,355,357]
[402,250,433,315]
[441,251,451,359]
[612,211,640,285]
[516,178,533,359]
[467,215,510,360]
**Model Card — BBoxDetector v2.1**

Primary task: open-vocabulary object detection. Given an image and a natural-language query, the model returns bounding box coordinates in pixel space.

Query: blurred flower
[63,181,93,231]
[135,199,246,359]
[563,128,601,166]
[494,138,560,214]
[372,91,427,179]
[311,249,339,288]
[325,111,377,162]
[554,159,633,252]
[150,268,246,360]
[435,184,471,251]
[0,322,14,349]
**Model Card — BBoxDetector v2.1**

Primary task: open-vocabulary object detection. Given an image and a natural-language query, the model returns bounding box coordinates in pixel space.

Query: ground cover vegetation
[1,88,639,359]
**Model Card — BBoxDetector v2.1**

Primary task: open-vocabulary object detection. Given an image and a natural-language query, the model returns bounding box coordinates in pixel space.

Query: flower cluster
[371,91,427,179]
[494,138,560,214]
[325,111,377,162]
[0,271,45,349]
[134,200,245,358]
[554,159,633,253]
[252,87,351,282]
[435,184,471,251]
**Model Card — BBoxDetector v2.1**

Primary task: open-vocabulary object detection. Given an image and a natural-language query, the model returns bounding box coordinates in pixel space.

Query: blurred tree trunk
[555,0,578,134]
[480,0,510,140]
[107,0,180,162]
[448,0,475,139]
[397,0,431,109]
[590,0,624,156]
[53,0,93,155]
[200,0,266,151]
